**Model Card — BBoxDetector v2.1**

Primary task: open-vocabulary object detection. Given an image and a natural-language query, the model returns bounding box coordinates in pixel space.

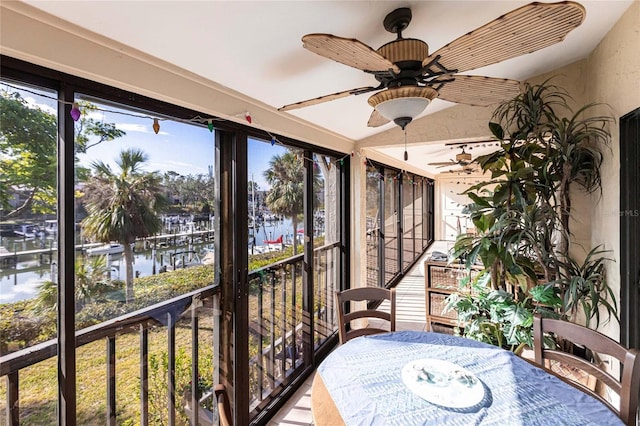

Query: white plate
[401,358,484,408]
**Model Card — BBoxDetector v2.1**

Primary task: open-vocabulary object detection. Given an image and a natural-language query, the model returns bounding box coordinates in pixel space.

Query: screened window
[364,161,433,289]
[1,80,59,424]
[365,164,381,287]
[1,57,349,426]
[402,173,414,271]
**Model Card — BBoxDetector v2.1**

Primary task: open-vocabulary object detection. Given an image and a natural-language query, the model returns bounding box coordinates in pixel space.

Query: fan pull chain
[404,129,408,161]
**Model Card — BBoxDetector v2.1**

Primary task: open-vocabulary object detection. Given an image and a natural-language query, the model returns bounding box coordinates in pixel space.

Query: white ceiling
[24,0,633,175]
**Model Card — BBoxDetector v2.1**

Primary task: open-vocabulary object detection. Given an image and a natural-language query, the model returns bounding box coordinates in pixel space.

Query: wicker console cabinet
[424,260,481,333]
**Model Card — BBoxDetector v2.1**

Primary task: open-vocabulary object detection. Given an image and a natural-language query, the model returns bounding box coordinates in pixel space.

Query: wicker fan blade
[367,109,390,128]
[279,86,379,112]
[428,161,457,167]
[303,34,400,73]
[422,2,585,74]
[432,75,521,107]
[450,166,478,174]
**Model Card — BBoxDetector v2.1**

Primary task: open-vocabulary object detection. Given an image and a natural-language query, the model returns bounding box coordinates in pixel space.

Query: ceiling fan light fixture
[368,86,437,129]
[394,116,413,130]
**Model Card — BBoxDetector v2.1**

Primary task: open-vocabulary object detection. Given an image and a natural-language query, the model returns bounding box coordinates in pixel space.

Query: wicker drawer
[430,322,456,335]
[429,266,460,291]
[427,291,457,320]
[427,264,481,293]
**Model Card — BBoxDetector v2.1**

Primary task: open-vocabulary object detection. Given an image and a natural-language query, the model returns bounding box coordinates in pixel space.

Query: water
[0,227,215,304]
[0,215,323,303]
[0,238,216,304]
[1,234,56,303]
[0,216,323,304]
[250,218,302,247]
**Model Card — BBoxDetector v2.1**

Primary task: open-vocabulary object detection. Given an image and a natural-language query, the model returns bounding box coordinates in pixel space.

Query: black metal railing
[1,285,219,426]
[313,242,339,348]
[248,241,340,418]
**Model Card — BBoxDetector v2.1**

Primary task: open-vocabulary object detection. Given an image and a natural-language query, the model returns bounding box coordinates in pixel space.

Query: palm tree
[35,255,121,312]
[81,148,167,302]
[74,255,122,309]
[263,151,316,255]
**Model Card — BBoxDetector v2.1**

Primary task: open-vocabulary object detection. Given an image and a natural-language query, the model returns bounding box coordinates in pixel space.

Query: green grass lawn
[0,317,214,425]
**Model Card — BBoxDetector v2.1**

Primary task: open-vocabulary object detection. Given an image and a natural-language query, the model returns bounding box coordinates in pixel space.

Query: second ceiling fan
[428,147,474,168]
[279,2,585,130]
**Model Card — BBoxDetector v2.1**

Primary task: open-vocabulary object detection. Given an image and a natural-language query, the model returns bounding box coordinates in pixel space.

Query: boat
[250,244,275,255]
[86,243,125,256]
[13,224,44,239]
[43,220,58,234]
[263,213,280,222]
[263,235,283,245]
[250,234,285,255]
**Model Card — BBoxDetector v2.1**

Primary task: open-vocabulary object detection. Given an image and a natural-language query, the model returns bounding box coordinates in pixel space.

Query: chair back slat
[343,310,391,324]
[540,318,630,361]
[346,327,392,342]
[543,351,622,393]
[533,314,640,426]
[336,287,396,344]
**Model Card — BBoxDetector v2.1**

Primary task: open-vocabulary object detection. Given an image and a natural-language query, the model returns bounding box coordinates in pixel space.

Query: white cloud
[115,123,169,136]
[165,160,195,168]
[78,109,170,136]
[24,96,56,115]
[150,160,207,175]
[116,123,149,133]
[85,110,105,121]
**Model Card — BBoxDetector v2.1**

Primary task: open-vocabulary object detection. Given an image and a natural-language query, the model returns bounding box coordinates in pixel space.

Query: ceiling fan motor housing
[456,151,472,162]
[377,38,429,70]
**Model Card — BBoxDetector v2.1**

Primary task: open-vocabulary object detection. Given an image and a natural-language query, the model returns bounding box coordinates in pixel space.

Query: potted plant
[447,79,617,354]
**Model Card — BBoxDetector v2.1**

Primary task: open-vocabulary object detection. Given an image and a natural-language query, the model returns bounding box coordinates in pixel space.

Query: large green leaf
[530,284,562,308]
[489,122,505,140]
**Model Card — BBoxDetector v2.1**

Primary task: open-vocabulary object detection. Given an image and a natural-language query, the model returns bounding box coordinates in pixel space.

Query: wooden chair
[533,314,640,425]
[214,384,233,426]
[336,287,396,344]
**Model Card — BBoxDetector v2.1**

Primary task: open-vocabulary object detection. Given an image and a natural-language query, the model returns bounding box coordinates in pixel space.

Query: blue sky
[77,98,289,189]
[248,138,287,190]
[76,103,215,177]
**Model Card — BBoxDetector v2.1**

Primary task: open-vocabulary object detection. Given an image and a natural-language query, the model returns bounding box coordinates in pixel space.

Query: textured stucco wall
[584,0,640,337]
[536,0,640,337]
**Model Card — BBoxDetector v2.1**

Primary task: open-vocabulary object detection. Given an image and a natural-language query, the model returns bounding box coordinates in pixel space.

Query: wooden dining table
[311,331,623,425]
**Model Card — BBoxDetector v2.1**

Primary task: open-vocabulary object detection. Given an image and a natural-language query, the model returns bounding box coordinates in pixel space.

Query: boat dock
[0,229,214,266]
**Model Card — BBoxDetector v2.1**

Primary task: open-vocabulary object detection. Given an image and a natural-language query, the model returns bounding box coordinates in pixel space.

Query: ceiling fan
[449,164,480,175]
[279,2,585,130]
[428,147,474,168]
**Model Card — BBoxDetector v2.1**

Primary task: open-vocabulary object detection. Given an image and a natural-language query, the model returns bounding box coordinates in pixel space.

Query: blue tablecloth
[317,331,622,425]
